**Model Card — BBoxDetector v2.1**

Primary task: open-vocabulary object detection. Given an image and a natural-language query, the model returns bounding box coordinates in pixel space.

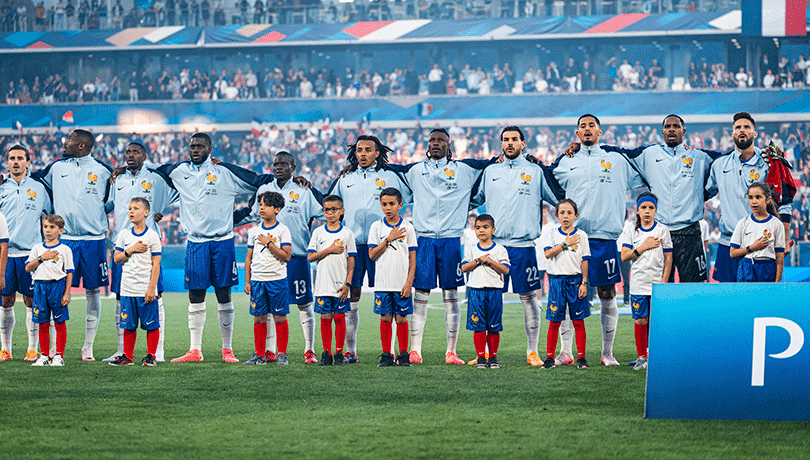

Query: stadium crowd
[2,119,809,246]
[5,54,810,106]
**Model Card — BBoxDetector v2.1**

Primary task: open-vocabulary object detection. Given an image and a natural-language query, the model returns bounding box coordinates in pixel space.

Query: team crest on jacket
[141,180,152,193]
[87,172,98,185]
[206,172,217,185]
[444,167,456,180]
[600,159,612,173]
[681,155,693,168]
[26,189,36,201]
[750,169,760,181]
[520,172,531,185]
[375,178,386,190]
[289,191,299,204]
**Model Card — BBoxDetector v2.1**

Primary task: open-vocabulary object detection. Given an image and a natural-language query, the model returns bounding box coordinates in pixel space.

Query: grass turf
[1,292,808,459]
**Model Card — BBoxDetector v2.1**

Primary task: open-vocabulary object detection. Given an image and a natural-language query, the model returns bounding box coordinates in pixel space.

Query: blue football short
[120,296,160,331]
[286,256,313,305]
[373,292,413,316]
[713,243,739,282]
[350,244,376,288]
[32,279,68,324]
[736,258,776,283]
[314,296,351,315]
[250,279,291,316]
[546,274,590,322]
[588,239,621,287]
[501,246,540,293]
[466,287,503,333]
[630,294,650,320]
[3,256,33,296]
[184,239,238,290]
[414,237,464,291]
[63,239,107,289]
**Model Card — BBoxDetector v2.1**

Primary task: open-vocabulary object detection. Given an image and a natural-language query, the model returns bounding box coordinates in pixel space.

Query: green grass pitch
[1,292,808,459]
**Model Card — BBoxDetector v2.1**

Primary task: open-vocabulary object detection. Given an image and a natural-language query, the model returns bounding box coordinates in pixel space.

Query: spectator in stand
[428,64,443,95]
[763,69,776,89]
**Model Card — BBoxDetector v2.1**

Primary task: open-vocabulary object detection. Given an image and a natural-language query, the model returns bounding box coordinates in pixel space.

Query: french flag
[743,0,807,37]
[251,118,262,136]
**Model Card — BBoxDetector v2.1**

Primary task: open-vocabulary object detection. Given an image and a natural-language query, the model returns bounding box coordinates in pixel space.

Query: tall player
[31,129,113,362]
[328,135,411,363]
[471,126,562,366]
[152,133,266,363]
[388,128,493,365]
[235,151,324,364]
[566,114,722,282]
[0,144,51,362]
[105,140,178,363]
[548,115,644,366]
[706,112,791,282]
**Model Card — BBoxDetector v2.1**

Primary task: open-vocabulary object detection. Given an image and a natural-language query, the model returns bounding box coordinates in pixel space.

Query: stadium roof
[2,10,806,52]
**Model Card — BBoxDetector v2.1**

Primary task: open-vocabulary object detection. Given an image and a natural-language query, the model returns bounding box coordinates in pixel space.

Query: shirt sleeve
[773,221,786,252]
[26,246,39,264]
[367,221,379,247]
[406,223,417,251]
[705,163,719,198]
[307,229,318,253]
[63,246,75,272]
[280,226,292,247]
[539,226,553,251]
[0,213,9,241]
[729,219,745,249]
[580,232,591,259]
[617,223,633,249]
[346,230,357,257]
[662,228,673,252]
[114,232,125,252]
[497,245,510,267]
[150,232,163,255]
[462,242,472,265]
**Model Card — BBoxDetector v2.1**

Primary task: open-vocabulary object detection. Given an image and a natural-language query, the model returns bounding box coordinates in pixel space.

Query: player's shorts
[712,243,738,283]
[630,294,650,320]
[466,287,503,333]
[669,222,708,282]
[502,246,540,293]
[120,296,160,331]
[110,260,164,295]
[546,274,590,322]
[350,244,375,289]
[414,237,464,291]
[3,256,33,296]
[737,258,776,283]
[184,238,238,290]
[314,296,351,315]
[373,291,413,316]
[250,279,291,317]
[588,239,621,287]
[286,256,313,305]
[32,279,68,324]
[63,239,108,289]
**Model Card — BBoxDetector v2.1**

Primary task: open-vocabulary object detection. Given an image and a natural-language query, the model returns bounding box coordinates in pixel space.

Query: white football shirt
[247,221,292,282]
[729,214,786,261]
[115,227,162,297]
[308,224,357,297]
[463,241,511,289]
[539,225,591,276]
[368,217,417,292]
[27,242,74,281]
[617,221,673,296]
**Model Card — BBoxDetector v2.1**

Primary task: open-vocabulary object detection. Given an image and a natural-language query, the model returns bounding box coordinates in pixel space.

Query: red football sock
[380,320,393,353]
[54,321,66,357]
[39,323,50,357]
[547,321,561,359]
[254,322,267,357]
[146,329,159,356]
[635,323,648,358]
[573,319,586,359]
[396,321,409,354]
[123,329,136,359]
[320,317,332,354]
[334,313,346,353]
[487,331,500,357]
[276,320,289,355]
[473,331,487,357]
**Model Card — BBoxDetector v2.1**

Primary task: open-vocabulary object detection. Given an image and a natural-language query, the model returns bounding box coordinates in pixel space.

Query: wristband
[746,245,752,254]
[37,256,43,264]
[561,242,569,251]
[344,282,351,287]
[633,249,641,257]
[581,281,588,286]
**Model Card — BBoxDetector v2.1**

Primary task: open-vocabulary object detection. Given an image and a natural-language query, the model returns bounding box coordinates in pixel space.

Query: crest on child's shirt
[600,159,612,173]
[26,189,36,201]
[681,155,693,169]
[750,169,760,181]
[444,167,456,181]
[206,172,217,185]
[268,235,278,244]
[141,180,152,193]
[289,191,299,204]
[569,244,578,251]
[375,177,386,190]
[520,172,531,186]
[764,229,772,239]
[87,172,98,185]
[334,239,344,247]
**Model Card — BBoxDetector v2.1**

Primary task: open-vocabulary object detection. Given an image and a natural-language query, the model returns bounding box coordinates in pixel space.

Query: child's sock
[487,331,500,357]
[333,313,346,353]
[0,306,14,353]
[254,322,267,357]
[188,302,206,351]
[320,317,332,354]
[345,305,358,355]
[217,302,235,350]
[264,318,277,354]
[380,320,393,354]
[38,323,50,357]
[276,320,289,355]
[635,323,648,358]
[146,328,159,356]
[547,321,561,359]
[123,329,136,359]
[573,319,587,359]
[396,321,409,354]
[473,331,487,357]
[54,321,66,357]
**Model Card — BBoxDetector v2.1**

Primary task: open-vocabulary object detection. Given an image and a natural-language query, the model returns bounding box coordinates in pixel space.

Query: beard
[734,137,753,151]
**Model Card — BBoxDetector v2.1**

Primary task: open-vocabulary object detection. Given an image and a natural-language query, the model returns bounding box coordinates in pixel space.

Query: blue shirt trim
[325,224,344,234]
[43,242,60,249]
[557,227,578,236]
[751,213,772,224]
[131,227,148,237]
[729,243,741,249]
[383,217,402,228]
[639,222,657,232]
[261,221,280,230]
[663,248,673,253]
[477,242,496,252]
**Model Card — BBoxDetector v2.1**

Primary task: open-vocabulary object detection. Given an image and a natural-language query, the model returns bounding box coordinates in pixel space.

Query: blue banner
[646,283,810,421]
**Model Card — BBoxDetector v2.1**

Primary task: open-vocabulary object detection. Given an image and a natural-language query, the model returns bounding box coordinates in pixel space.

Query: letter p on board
[752,318,804,387]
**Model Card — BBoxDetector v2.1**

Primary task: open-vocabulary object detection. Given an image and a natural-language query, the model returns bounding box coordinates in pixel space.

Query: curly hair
[346,135,391,172]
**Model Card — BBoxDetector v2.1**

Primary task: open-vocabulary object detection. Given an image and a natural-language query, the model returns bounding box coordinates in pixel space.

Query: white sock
[410,290,429,354]
[113,299,124,355]
[0,306,14,353]
[265,318,277,354]
[443,289,460,354]
[156,297,165,361]
[26,306,37,351]
[559,309,573,356]
[391,320,397,353]
[83,289,101,351]
[188,302,206,351]
[218,302,235,350]
[49,320,55,355]
[520,291,541,355]
[600,297,619,355]
[345,304,359,355]
[298,303,314,351]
